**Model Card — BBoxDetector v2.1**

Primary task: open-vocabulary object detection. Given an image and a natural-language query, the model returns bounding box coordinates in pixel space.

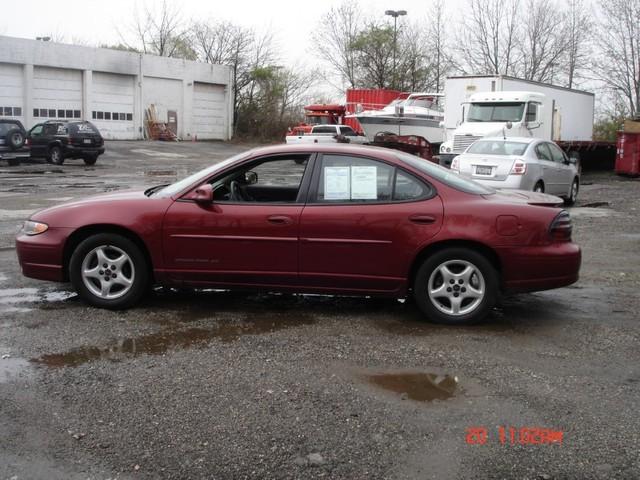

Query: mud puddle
[0,286,77,314]
[32,313,315,368]
[366,372,459,402]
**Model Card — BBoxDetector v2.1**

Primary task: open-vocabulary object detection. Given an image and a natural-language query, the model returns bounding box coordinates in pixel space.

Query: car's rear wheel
[565,178,579,206]
[49,145,64,165]
[69,233,149,309]
[83,154,98,165]
[413,248,498,325]
[533,181,544,193]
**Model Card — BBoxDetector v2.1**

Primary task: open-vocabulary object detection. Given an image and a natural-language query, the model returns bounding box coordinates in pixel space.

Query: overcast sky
[2,0,449,67]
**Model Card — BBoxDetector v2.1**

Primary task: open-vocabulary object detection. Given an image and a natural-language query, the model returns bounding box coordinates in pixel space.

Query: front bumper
[15,228,71,282]
[497,242,581,293]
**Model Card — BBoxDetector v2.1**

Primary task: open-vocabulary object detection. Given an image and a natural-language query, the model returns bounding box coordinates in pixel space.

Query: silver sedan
[450,137,580,205]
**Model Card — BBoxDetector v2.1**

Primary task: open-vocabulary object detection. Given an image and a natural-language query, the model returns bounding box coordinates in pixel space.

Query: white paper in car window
[350,166,377,199]
[324,166,350,200]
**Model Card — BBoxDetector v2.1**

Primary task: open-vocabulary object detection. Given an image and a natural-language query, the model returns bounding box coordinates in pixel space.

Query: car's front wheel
[413,248,498,325]
[565,178,579,206]
[69,233,149,309]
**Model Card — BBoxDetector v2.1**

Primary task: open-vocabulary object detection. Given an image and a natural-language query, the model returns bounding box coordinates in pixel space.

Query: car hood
[30,189,150,220]
[486,189,564,207]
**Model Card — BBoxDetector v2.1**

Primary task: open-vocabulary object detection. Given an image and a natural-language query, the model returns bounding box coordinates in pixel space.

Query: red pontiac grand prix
[16,144,581,325]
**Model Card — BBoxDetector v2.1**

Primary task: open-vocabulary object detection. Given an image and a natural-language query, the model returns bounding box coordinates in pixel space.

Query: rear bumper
[497,242,581,293]
[65,145,105,157]
[15,228,71,282]
[0,148,30,160]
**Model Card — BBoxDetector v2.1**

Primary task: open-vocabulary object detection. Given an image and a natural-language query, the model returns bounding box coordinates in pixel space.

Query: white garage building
[0,36,233,140]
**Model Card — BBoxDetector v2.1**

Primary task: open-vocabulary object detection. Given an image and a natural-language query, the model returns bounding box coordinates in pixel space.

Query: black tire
[49,145,64,165]
[6,129,25,150]
[69,233,149,309]
[83,154,98,165]
[565,177,579,206]
[533,181,544,193]
[413,247,498,325]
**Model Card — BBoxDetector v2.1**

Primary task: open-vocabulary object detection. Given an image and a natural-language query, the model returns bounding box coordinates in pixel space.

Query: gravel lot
[0,141,639,480]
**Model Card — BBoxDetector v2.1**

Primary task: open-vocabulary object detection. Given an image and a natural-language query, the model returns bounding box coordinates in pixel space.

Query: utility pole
[385,9,407,90]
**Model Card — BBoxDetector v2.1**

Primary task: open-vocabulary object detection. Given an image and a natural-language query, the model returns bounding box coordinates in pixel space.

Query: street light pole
[385,9,407,90]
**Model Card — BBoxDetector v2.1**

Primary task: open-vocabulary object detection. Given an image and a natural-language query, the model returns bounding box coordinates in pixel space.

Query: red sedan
[15,144,580,324]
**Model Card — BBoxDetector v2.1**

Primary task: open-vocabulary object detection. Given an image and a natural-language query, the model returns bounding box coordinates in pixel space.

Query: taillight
[549,211,572,242]
[510,160,526,175]
[25,138,30,146]
[450,156,460,171]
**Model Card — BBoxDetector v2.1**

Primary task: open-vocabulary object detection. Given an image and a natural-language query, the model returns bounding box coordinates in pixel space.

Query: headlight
[23,220,49,236]
[446,147,451,153]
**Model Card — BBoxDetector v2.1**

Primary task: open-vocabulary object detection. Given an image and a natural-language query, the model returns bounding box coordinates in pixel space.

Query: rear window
[395,151,495,195]
[68,122,99,135]
[0,122,20,135]
[467,140,529,156]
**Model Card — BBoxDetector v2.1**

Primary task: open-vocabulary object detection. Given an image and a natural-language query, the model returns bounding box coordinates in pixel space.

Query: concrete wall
[0,35,233,140]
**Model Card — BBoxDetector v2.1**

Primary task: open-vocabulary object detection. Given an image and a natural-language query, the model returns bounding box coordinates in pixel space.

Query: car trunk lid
[458,153,521,181]
[485,189,564,207]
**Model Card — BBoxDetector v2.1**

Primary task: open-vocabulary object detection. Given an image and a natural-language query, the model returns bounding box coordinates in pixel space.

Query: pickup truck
[285,124,368,145]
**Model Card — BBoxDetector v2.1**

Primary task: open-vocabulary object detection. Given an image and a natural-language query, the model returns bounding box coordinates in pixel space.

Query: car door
[534,142,561,194]
[28,124,46,157]
[299,153,444,293]
[547,142,574,195]
[162,154,313,287]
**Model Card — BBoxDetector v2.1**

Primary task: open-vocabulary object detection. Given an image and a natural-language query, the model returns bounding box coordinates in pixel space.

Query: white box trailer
[439,75,613,168]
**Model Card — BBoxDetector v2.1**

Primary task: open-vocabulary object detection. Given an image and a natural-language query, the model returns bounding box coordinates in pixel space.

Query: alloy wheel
[427,259,485,316]
[80,245,135,300]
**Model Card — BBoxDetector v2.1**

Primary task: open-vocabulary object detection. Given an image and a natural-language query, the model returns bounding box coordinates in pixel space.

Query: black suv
[28,120,105,165]
[0,119,30,166]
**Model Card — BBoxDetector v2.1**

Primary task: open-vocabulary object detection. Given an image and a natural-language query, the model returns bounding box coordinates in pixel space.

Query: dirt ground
[0,141,638,480]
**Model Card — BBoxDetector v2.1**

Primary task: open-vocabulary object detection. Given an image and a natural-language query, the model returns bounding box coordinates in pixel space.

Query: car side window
[313,126,336,134]
[535,143,553,161]
[548,143,566,163]
[30,125,44,136]
[211,156,310,203]
[315,155,395,203]
[526,103,538,122]
[394,170,431,201]
[44,124,58,135]
[339,126,356,136]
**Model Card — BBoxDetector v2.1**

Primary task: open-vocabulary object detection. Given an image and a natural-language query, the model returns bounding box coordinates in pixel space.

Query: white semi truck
[438,75,614,168]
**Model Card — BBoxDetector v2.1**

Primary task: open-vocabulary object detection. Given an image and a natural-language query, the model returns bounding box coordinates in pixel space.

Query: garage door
[0,63,24,124]
[192,82,226,140]
[92,72,136,140]
[33,66,82,123]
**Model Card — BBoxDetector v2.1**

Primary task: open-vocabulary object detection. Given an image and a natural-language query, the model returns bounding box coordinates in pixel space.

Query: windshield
[404,97,442,110]
[467,102,525,122]
[154,151,250,197]
[467,140,529,156]
[395,151,494,195]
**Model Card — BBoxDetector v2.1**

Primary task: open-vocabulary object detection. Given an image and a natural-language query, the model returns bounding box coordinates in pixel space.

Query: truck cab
[439,91,548,167]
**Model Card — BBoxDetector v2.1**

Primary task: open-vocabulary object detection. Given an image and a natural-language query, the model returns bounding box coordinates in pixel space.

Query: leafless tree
[595,0,640,116]
[120,0,194,59]
[313,1,363,89]
[519,0,567,83]
[564,0,592,88]
[426,0,449,92]
[456,0,520,75]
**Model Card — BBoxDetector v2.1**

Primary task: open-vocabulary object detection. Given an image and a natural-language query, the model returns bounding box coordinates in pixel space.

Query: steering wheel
[229,180,243,201]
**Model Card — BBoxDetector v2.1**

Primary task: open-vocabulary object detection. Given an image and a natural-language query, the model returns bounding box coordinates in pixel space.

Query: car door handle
[409,214,436,225]
[267,215,293,225]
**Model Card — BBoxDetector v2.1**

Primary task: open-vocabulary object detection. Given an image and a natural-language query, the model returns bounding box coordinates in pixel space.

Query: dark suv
[0,119,30,166]
[28,120,105,165]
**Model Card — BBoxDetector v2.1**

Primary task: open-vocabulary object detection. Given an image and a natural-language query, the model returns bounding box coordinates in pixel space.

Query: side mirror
[245,171,258,185]
[506,121,513,130]
[567,157,577,165]
[193,184,213,203]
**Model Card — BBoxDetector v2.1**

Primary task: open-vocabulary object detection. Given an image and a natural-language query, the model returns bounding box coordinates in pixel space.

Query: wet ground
[0,142,639,479]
